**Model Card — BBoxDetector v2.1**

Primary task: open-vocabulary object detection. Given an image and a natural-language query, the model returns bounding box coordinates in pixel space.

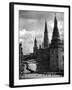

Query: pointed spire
[34,37,37,48]
[35,37,37,43]
[33,37,38,55]
[43,20,49,48]
[44,20,48,33]
[51,13,60,45]
[53,13,59,39]
[54,13,57,26]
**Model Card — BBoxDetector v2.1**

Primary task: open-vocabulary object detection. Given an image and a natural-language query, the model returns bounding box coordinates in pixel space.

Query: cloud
[19,11,64,55]
[19,18,43,31]
[20,29,26,36]
[48,20,54,29]
[58,21,64,30]
[19,29,44,41]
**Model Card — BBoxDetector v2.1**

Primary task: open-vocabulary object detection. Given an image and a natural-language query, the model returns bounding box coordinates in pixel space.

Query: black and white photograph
[9,2,70,87]
[19,11,64,79]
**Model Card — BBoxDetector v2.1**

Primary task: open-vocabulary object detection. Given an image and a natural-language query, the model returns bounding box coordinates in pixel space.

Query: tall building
[50,15,64,72]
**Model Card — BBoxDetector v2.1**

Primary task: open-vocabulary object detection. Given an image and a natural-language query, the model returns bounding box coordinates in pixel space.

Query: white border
[14,4,69,86]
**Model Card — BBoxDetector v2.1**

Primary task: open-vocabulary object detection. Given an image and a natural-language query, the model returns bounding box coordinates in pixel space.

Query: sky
[19,10,64,55]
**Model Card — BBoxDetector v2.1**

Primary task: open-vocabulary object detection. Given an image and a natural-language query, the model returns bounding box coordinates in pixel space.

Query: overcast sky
[19,10,64,55]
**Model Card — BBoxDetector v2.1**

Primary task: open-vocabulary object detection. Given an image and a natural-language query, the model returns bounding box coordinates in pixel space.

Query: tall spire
[45,20,48,33]
[34,37,37,48]
[35,37,37,44]
[51,13,60,45]
[43,20,49,48]
[33,37,38,55]
[54,13,57,27]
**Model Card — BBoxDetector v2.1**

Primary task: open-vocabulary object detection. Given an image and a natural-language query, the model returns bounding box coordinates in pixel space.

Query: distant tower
[50,14,63,72]
[33,37,38,55]
[43,21,49,48]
